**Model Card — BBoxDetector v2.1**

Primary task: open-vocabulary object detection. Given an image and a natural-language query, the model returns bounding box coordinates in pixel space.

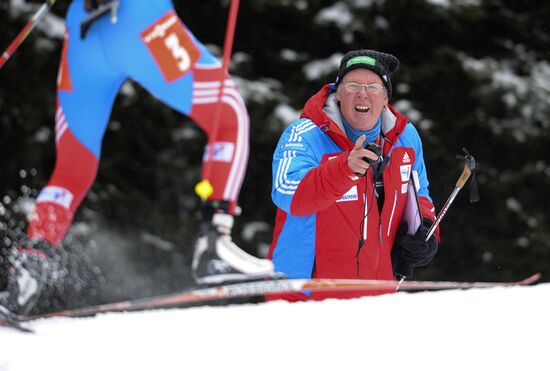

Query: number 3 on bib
[141,10,201,82]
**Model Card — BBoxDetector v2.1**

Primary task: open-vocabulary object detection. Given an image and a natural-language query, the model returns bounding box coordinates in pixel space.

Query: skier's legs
[27,103,100,246]
[103,1,249,214]
[189,67,250,215]
[96,1,271,281]
[28,2,125,246]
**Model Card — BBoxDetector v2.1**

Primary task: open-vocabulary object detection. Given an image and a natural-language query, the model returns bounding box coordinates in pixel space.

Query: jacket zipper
[362,192,368,241]
[387,189,398,237]
[356,186,369,277]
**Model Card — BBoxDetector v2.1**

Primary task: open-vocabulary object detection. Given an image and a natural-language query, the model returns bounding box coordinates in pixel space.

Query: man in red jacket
[269,49,440,300]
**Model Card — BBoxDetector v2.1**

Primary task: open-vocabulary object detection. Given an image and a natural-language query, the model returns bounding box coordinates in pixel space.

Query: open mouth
[355,105,370,113]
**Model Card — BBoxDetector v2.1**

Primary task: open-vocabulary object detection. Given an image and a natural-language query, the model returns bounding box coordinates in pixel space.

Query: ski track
[1,284,549,371]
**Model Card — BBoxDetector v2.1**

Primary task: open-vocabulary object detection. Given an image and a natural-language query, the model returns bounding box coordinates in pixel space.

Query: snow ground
[1,283,549,371]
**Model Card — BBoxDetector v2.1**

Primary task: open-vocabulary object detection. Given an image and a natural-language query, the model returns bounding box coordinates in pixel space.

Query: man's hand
[347,135,381,177]
[391,219,438,279]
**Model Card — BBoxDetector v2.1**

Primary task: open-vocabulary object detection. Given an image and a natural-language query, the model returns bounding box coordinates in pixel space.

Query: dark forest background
[1,0,549,310]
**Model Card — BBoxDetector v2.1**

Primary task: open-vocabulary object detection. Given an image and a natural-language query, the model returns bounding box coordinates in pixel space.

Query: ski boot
[192,203,275,285]
[0,238,57,315]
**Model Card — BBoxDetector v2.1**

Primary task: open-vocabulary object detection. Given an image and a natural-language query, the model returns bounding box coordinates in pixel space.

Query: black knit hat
[335,49,400,99]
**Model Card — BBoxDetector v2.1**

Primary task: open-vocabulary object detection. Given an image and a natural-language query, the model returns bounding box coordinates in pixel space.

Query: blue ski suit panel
[61,0,219,158]
[271,118,344,278]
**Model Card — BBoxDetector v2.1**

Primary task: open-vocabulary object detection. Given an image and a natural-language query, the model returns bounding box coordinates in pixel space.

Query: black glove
[391,218,438,279]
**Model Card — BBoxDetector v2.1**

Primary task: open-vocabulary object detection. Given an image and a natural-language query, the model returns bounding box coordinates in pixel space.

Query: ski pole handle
[455,163,472,189]
[0,0,57,70]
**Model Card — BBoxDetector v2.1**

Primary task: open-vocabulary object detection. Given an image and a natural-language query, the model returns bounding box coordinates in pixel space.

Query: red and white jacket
[269,84,439,299]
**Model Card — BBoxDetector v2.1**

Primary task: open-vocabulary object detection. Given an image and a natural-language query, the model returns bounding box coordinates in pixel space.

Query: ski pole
[425,149,477,241]
[0,0,57,70]
[195,0,241,201]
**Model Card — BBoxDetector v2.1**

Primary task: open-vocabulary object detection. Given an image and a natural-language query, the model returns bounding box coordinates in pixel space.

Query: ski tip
[521,273,542,285]
[0,319,34,333]
[0,307,33,334]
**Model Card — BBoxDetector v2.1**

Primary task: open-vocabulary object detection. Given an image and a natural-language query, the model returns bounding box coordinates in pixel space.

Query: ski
[0,306,33,333]
[0,272,540,332]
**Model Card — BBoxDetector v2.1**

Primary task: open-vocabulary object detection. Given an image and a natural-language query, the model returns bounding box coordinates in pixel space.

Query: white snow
[315,2,354,28]
[1,283,549,370]
[425,0,481,7]
[303,53,342,81]
[273,103,300,124]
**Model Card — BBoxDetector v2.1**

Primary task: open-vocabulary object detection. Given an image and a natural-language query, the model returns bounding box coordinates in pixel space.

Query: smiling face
[336,69,389,131]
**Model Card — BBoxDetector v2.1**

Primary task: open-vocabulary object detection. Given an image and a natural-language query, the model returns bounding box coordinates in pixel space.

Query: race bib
[141,11,201,82]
